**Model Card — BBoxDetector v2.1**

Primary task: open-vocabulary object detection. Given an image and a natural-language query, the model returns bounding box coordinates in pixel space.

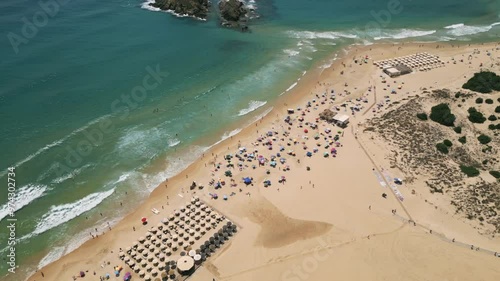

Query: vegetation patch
[477,134,492,144]
[453,126,462,134]
[430,103,455,126]
[485,98,494,104]
[462,71,500,93]
[459,165,480,177]
[468,107,486,123]
[416,113,428,121]
[476,97,483,104]
[458,136,466,144]
[488,115,497,121]
[490,171,500,179]
[443,139,453,147]
[436,142,449,154]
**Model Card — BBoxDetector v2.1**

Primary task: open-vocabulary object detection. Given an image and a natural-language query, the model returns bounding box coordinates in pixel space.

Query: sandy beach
[22,41,500,281]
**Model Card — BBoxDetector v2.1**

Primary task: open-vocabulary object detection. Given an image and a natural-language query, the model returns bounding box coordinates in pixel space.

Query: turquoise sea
[0,0,499,279]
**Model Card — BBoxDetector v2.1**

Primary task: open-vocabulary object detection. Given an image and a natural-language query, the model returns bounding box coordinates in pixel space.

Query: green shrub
[488,115,497,121]
[430,103,456,127]
[453,126,462,134]
[462,71,500,93]
[477,134,492,144]
[489,124,496,130]
[460,165,480,177]
[485,99,493,104]
[490,171,500,179]
[497,98,500,103]
[443,139,453,147]
[416,113,428,121]
[496,106,500,113]
[458,136,466,144]
[467,107,486,123]
[482,146,492,153]
[475,98,483,104]
[436,143,449,154]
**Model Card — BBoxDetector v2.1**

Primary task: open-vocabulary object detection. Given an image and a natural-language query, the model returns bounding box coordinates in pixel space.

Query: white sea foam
[36,216,123,269]
[237,100,267,116]
[31,188,115,236]
[286,82,298,92]
[283,49,300,56]
[0,115,110,178]
[221,129,242,141]
[373,29,436,40]
[168,138,181,147]
[116,126,175,159]
[142,145,209,191]
[288,30,358,40]
[141,0,160,11]
[445,22,500,37]
[445,23,465,29]
[51,164,92,184]
[194,86,217,100]
[141,0,207,21]
[0,184,48,221]
[37,247,65,269]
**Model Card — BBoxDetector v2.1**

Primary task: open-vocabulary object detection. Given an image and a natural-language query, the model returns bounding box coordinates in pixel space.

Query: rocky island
[218,0,249,31]
[150,0,210,20]
[149,0,252,31]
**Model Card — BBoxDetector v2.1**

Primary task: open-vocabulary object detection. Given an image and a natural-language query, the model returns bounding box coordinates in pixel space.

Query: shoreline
[12,40,500,281]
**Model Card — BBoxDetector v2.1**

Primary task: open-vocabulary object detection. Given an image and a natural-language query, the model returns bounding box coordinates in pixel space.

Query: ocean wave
[142,145,209,191]
[194,86,217,100]
[283,49,300,57]
[373,29,436,40]
[445,22,500,37]
[31,188,115,236]
[221,129,242,141]
[237,100,267,116]
[51,164,93,184]
[287,30,358,40]
[37,247,65,269]
[0,115,110,178]
[0,184,48,222]
[286,82,298,92]
[116,126,174,159]
[444,23,464,29]
[168,138,181,147]
[36,215,123,269]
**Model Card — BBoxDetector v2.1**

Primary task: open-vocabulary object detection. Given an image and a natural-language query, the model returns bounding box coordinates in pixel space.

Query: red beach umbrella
[141,217,147,223]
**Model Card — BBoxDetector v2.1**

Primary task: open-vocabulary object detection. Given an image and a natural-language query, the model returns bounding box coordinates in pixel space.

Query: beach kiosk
[383,64,412,77]
[332,114,349,128]
[177,256,195,275]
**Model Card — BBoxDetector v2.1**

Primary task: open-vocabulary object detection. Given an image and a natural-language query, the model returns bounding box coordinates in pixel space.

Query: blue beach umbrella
[243,177,252,184]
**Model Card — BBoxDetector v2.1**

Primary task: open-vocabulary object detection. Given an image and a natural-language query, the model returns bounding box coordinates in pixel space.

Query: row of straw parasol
[119,196,233,279]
